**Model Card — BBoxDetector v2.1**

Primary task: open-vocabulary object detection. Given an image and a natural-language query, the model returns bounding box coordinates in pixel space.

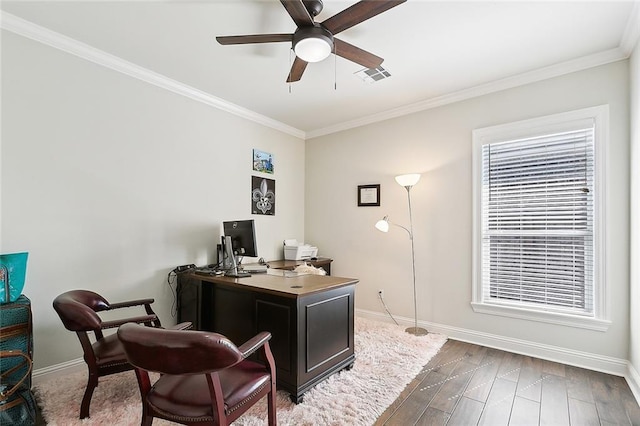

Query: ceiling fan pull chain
[289,48,293,94]
[334,45,337,90]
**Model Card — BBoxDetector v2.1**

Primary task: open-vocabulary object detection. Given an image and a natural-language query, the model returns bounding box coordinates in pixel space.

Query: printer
[283,239,318,261]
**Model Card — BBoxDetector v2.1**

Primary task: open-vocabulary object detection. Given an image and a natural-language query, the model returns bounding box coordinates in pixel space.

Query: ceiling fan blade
[216,34,293,45]
[286,57,308,83]
[334,38,383,69]
[280,0,314,27]
[322,0,407,35]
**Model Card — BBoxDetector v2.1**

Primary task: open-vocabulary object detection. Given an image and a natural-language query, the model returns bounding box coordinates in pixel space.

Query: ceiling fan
[216,0,407,83]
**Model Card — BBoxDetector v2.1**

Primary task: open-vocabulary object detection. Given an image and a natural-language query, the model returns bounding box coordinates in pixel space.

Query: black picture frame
[252,176,275,215]
[357,184,380,207]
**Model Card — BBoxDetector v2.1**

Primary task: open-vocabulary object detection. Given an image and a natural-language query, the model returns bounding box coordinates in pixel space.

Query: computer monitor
[223,219,258,258]
[221,220,257,277]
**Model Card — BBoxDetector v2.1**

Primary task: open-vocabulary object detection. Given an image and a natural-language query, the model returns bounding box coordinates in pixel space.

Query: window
[472,106,609,331]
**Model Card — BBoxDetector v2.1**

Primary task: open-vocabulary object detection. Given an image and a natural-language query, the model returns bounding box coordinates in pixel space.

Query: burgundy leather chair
[117,322,277,426]
[53,289,191,419]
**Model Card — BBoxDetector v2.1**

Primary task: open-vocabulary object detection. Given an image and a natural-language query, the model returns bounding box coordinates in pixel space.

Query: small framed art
[357,184,380,207]
[253,149,274,174]
[252,176,276,215]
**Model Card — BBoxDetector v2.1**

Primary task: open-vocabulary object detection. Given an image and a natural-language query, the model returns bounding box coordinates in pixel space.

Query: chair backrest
[118,323,244,375]
[52,290,109,332]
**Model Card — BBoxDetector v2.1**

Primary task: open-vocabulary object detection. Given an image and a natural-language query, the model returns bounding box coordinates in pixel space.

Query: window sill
[470,302,611,332]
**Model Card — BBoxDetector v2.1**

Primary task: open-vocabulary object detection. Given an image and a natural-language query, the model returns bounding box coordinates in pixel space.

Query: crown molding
[307,1,638,139]
[2,10,634,142]
[620,1,640,56]
[306,47,627,139]
[0,12,306,140]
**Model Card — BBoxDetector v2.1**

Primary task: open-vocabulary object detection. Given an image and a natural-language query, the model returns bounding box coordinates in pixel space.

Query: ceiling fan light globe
[293,25,334,63]
[295,38,332,62]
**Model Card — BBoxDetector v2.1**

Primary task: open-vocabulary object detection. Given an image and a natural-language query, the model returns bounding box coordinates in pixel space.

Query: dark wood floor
[375,339,640,426]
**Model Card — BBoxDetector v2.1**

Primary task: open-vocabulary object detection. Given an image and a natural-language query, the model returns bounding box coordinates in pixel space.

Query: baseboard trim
[32,357,85,386]
[358,308,640,406]
[627,362,640,404]
[33,310,639,407]
[356,309,628,377]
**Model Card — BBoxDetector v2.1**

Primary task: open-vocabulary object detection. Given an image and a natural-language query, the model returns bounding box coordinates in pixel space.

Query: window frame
[471,105,610,331]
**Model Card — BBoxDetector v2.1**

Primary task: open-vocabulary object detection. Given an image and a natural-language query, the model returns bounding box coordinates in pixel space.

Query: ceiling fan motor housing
[293,25,334,62]
[302,0,323,17]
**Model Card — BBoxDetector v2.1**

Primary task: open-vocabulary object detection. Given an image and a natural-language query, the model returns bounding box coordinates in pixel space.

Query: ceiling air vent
[354,66,391,84]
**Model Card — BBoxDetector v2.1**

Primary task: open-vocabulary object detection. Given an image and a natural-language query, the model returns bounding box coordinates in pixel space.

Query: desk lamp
[375,173,428,336]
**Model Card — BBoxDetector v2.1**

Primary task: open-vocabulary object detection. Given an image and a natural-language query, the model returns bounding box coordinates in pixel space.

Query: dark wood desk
[177,270,357,402]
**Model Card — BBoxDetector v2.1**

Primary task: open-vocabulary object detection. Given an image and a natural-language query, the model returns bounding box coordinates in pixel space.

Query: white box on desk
[284,245,318,260]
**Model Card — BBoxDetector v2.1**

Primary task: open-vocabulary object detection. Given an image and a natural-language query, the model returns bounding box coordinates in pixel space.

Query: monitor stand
[225,269,250,278]
[222,235,250,278]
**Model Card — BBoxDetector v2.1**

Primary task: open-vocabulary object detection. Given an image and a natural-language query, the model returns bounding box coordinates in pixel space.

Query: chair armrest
[108,298,155,310]
[238,331,271,359]
[168,322,193,330]
[101,315,158,330]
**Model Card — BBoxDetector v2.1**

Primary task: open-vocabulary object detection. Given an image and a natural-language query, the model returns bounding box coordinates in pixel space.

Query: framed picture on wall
[252,176,275,215]
[253,149,274,174]
[357,184,380,207]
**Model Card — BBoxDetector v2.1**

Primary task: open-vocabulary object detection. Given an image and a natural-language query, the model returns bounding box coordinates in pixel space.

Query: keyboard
[194,267,219,276]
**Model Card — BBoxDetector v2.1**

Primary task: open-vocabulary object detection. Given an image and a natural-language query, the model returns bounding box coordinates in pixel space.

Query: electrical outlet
[378,289,384,299]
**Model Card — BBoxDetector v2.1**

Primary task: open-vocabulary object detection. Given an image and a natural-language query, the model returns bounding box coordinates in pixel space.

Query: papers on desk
[267,269,309,278]
[242,264,268,273]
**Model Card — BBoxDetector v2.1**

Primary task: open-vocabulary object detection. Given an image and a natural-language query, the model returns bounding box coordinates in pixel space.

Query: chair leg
[267,385,276,425]
[80,372,98,419]
[141,401,153,426]
[141,414,153,426]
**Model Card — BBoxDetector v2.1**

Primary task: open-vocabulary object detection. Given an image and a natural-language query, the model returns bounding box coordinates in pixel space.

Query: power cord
[167,269,178,318]
[378,290,399,325]
[167,264,196,318]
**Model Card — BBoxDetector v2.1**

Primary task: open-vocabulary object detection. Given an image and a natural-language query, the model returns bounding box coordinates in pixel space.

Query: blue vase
[0,252,29,304]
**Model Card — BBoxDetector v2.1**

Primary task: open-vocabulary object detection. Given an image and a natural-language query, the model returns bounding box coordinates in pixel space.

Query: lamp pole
[376,173,428,336]
[403,183,428,336]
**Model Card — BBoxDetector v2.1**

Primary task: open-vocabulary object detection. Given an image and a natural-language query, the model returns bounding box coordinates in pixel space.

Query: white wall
[306,60,630,363]
[1,14,635,380]
[1,31,305,369]
[629,35,640,387]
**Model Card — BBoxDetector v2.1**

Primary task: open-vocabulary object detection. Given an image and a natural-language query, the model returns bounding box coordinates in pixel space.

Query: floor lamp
[375,173,428,336]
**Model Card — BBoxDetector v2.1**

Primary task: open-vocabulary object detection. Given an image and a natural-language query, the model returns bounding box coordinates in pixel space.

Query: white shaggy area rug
[35,317,447,425]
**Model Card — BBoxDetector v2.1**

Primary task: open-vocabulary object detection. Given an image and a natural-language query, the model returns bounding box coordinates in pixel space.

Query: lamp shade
[395,173,421,187]
[375,217,390,232]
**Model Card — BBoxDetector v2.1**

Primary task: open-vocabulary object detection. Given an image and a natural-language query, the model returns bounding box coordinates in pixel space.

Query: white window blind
[481,127,595,316]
